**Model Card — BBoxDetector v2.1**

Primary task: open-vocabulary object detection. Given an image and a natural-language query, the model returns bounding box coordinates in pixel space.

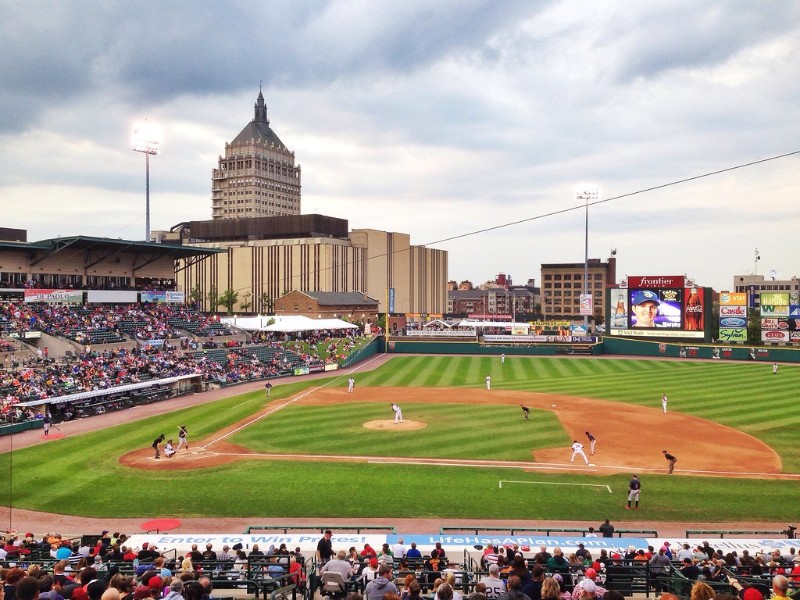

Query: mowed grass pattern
[3,354,800,521]
[233,403,567,460]
[354,356,800,471]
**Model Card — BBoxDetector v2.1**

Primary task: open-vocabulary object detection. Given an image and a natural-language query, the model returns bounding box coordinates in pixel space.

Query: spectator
[365,564,398,600]
[499,576,530,600]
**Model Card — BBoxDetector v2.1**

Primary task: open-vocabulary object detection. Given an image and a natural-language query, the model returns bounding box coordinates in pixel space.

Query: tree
[240,291,252,313]
[189,286,204,310]
[260,292,274,314]
[219,288,239,315]
[206,287,220,312]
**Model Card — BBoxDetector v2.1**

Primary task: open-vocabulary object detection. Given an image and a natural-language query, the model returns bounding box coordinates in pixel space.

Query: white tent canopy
[222,315,358,333]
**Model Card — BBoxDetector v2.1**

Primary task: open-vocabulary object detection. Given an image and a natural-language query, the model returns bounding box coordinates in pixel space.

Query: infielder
[520,404,530,421]
[663,450,677,474]
[661,393,668,414]
[391,403,403,424]
[485,375,491,390]
[347,377,355,393]
[626,474,641,509]
[570,440,590,465]
[585,431,596,455]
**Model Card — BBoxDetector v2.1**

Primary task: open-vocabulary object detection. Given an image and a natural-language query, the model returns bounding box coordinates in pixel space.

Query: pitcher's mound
[363,420,427,431]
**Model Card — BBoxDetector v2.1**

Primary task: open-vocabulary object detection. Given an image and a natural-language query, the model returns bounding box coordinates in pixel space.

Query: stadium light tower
[575,185,601,328]
[132,121,161,242]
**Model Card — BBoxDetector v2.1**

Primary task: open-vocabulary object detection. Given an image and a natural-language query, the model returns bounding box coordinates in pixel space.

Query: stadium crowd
[2,529,800,600]
[0,302,369,426]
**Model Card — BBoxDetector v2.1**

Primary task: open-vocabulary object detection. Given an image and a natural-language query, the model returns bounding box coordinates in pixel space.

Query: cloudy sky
[1,1,799,292]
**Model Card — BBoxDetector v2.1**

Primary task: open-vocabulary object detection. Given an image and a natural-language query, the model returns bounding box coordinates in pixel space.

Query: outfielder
[626,474,641,509]
[570,440,590,465]
[485,375,491,390]
[661,393,668,414]
[391,403,403,424]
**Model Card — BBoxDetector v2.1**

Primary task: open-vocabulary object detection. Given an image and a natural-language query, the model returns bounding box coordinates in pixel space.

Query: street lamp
[575,184,601,327]
[132,121,161,241]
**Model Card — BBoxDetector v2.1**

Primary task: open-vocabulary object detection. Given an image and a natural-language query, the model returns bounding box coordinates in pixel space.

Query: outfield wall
[381,336,800,363]
[384,339,600,356]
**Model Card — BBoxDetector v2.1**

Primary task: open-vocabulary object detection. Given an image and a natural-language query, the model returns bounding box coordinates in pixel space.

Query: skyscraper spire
[254,87,268,124]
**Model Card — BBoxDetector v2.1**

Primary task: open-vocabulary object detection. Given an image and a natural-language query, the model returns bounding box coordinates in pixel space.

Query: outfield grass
[1,355,798,522]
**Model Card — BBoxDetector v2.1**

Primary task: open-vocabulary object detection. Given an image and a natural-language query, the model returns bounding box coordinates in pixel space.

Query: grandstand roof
[30,235,224,259]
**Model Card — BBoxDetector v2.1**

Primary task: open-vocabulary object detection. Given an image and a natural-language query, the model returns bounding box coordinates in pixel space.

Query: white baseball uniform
[391,403,403,423]
[485,375,491,390]
[662,394,668,413]
[570,441,589,465]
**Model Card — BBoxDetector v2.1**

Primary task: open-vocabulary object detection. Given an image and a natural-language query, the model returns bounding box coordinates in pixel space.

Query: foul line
[499,480,612,493]
[199,353,385,449]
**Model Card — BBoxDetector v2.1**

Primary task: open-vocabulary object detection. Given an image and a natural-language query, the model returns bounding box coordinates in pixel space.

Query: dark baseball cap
[632,290,660,306]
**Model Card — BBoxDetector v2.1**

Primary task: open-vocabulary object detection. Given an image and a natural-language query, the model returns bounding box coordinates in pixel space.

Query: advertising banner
[684,287,703,331]
[761,305,790,317]
[760,292,790,306]
[24,289,83,303]
[719,292,747,305]
[579,294,593,316]
[166,291,185,303]
[627,275,685,288]
[762,330,789,342]
[719,305,746,317]
[611,328,703,339]
[141,291,167,303]
[718,328,747,342]
[87,290,139,304]
[609,291,628,330]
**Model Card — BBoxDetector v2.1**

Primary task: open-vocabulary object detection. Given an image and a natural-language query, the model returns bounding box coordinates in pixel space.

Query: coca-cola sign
[720,306,746,317]
[627,275,685,288]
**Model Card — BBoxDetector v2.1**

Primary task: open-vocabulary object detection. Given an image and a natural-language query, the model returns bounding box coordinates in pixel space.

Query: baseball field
[2,354,799,524]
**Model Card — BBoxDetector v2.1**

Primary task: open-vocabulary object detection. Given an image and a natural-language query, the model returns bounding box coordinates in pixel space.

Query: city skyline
[1,1,798,293]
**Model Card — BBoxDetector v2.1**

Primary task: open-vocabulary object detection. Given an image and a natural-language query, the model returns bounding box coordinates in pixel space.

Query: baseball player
[43,412,51,436]
[663,450,677,474]
[520,404,530,421]
[391,403,403,424]
[347,377,355,392]
[661,393,668,414]
[501,354,505,364]
[773,362,778,375]
[485,375,491,390]
[570,440,590,465]
[626,474,641,509]
[265,381,273,397]
[177,425,189,450]
[152,434,165,459]
[585,431,596,455]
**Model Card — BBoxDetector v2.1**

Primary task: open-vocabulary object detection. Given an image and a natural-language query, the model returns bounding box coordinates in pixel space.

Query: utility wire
[422,150,800,247]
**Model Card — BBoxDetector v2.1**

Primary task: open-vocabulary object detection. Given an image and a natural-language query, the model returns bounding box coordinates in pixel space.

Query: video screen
[628,288,682,328]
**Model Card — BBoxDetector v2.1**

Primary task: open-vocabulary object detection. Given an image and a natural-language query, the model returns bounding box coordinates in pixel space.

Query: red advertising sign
[684,287,703,331]
[627,275,685,288]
